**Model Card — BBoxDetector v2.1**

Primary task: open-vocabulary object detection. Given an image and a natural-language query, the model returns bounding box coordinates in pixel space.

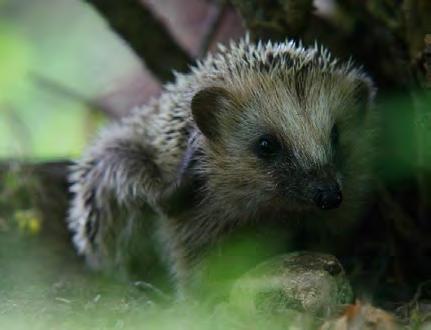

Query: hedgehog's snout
[312,183,342,210]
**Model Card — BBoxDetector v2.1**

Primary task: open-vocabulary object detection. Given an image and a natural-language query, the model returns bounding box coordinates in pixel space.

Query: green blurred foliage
[0,22,102,160]
[0,0,142,160]
[0,163,305,328]
[376,90,431,185]
[376,92,416,182]
[0,25,31,103]
[0,230,305,330]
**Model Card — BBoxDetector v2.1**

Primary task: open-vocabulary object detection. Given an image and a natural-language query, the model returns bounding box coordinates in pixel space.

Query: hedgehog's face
[191,72,374,214]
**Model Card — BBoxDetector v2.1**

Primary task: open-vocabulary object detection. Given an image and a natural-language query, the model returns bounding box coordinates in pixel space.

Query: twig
[376,180,423,245]
[133,281,171,302]
[198,1,229,57]
[396,280,431,321]
[277,0,313,37]
[31,72,119,118]
[85,0,192,82]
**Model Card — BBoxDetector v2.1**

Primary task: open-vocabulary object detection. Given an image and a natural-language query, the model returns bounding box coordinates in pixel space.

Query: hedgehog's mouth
[275,181,343,211]
[267,194,316,213]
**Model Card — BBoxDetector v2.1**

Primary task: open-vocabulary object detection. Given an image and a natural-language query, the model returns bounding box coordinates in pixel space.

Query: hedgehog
[68,36,376,297]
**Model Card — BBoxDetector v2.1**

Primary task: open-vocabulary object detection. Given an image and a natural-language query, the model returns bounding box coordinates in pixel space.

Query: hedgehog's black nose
[313,184,342,210]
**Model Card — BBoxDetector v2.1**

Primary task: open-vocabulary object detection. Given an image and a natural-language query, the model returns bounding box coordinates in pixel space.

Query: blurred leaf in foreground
[14,209,42,235]
[0,24,32,104]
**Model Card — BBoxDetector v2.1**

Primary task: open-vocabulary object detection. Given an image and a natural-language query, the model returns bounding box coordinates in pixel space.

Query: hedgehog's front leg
[68,124,169,270]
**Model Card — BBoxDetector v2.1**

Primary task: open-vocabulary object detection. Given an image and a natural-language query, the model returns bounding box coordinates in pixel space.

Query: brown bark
[86,0,192,82]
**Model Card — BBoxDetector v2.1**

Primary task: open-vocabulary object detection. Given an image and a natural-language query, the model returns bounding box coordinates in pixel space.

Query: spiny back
[165,35,368,98]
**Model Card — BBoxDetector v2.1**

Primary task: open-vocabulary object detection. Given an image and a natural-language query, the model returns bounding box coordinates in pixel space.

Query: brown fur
[68,36,376,296]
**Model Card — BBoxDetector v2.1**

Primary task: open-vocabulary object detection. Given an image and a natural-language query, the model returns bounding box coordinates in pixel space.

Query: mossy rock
[230,252,353,317]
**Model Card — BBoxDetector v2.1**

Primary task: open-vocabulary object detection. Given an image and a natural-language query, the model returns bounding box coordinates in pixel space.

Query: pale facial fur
[194,67,373,216]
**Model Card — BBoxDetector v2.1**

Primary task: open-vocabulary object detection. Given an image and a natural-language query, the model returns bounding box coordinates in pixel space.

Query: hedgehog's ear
[191,87,237,140]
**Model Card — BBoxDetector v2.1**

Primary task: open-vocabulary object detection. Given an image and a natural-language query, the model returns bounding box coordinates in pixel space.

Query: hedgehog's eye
[331,124,339,148]
[254,134,281,159]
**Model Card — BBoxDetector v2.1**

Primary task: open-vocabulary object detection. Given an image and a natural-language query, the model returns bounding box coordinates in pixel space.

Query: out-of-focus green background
[0,0,149,159]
